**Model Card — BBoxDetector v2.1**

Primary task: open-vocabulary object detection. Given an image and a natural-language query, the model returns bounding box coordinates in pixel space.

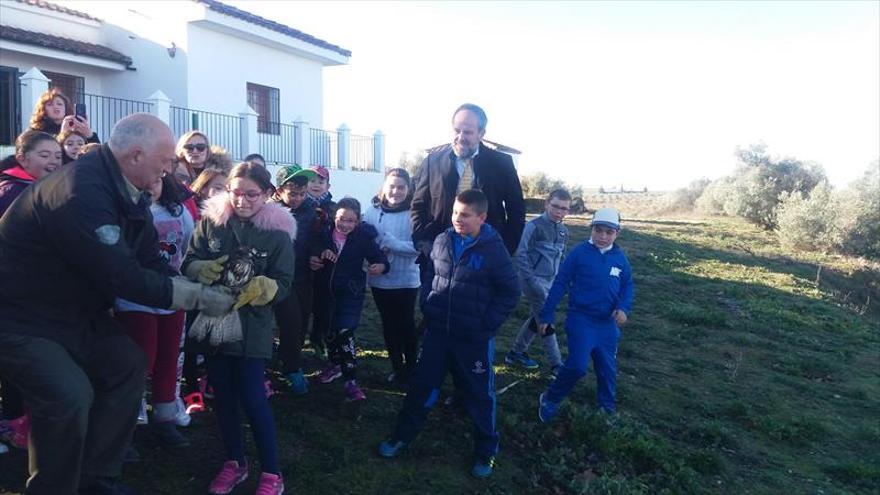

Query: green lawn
[1,215,877,494]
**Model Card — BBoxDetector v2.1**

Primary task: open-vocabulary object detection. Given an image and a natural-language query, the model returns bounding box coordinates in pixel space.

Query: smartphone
[75,103,87,121]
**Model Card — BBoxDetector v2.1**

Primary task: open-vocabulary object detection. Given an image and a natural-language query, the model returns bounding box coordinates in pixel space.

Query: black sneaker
[151,420,190,448]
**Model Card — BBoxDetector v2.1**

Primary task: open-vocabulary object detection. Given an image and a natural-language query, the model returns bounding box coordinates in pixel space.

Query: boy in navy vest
[537,208,634,423]
[378,189,520,478]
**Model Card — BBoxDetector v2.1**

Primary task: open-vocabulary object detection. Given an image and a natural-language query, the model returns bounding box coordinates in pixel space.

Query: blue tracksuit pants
[392,329,498,459]
[546,314,620,412]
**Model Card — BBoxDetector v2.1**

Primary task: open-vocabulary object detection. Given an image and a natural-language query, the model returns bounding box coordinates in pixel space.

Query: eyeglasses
[183,143,207,152]
[227,188,264,201]
[548,203,571,212]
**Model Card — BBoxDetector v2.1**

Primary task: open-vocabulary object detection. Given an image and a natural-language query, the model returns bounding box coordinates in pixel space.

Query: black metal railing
[258,122,298,166]
[80,93,153,142]
[170,106,242,160]
[350,133,375,171]
[309,128,337,169]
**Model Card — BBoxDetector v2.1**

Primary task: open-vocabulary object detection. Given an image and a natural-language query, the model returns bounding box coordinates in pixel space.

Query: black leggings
[274,282,313,374]
[371,287,419,376]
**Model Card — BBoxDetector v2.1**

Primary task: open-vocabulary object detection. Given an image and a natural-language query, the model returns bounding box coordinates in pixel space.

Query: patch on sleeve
[609,266,621,277]
[94,224,121,245]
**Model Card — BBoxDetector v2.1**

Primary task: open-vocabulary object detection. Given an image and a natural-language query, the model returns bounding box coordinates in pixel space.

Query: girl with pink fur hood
[181,162,294,495]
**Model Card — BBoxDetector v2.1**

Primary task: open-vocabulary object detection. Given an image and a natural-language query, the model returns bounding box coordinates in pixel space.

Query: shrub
[776,181,841,253]
[837,163,880,259]
[695,177,734,216]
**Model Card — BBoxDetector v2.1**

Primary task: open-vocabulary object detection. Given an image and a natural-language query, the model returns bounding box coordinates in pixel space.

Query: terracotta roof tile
[0,25,133,67]
[9,0,101,22]
[197,0,351,58]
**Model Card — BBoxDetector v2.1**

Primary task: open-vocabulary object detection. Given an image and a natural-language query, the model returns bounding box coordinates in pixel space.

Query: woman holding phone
[28,88,99,144]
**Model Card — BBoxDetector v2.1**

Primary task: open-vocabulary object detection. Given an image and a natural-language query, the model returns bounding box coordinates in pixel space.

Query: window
[247,82,280,135]
[0,66,20,145]
[43,70,85,105]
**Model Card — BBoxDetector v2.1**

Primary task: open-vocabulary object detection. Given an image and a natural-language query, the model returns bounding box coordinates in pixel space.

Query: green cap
[276,164,317,186]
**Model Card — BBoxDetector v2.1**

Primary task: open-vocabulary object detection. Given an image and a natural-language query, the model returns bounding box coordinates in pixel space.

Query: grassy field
[1,215,878,494]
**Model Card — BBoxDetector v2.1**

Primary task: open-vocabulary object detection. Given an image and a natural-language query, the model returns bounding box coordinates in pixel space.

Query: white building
[0,0,383,204]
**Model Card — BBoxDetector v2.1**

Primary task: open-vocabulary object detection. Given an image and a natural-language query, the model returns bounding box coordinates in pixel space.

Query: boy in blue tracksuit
[537,208,634,422]
[379,189,520,478]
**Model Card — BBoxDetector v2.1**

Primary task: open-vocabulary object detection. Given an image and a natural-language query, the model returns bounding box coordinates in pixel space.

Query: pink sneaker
[318,364,342,384]
[255,472,284,495]
[264,379,275,399]
[7,414,28,449]
[208,460,248,494]
[344,380,366,402]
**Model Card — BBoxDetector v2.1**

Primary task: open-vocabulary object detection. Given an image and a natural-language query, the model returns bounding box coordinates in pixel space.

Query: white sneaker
[137,397,149,425]
[174,396,191,427]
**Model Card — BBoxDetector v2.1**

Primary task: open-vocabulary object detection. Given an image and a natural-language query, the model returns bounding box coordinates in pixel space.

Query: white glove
[170,277,234,316]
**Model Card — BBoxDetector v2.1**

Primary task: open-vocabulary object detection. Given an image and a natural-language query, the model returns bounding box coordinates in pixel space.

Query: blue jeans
[546,314,620,412]
[207,355,279,474]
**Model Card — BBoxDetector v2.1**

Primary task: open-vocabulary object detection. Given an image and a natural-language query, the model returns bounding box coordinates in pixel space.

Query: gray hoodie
[514,213,568,298]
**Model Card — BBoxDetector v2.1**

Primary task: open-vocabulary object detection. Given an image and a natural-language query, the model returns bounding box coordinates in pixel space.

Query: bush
[776,182,841,253]
[838,163,880,259]
[695,177,734,216]
[660,178,710,213]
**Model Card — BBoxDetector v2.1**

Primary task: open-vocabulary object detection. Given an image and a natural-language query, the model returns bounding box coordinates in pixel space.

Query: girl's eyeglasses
[183,143,207,152]
[227,188,264,201]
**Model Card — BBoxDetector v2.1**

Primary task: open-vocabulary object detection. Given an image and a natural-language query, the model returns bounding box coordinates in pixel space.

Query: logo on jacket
[94,224,121,245]
[610,266,621,277]
[472,360,486,374]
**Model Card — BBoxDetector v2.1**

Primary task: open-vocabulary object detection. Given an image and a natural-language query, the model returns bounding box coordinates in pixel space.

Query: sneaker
[183,392,205,416]
[137,397,149,425]
[173,397,192,427]
[378,439,407,458]
[471,456,495,478]
[264,379,275,399]
[6,414,28,449]
[287,370,309,396]
[318,364,342,384]
[505,351,539,370]
[208,460,248,495]
[538,392,560,423]
[549,365,563,380]
[344,380,366,402]
[151,420,190,448]
[254,472,284,495]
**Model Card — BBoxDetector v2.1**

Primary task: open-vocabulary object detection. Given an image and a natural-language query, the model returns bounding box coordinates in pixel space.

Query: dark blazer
[0,144,174,355]
[411,142,525,254]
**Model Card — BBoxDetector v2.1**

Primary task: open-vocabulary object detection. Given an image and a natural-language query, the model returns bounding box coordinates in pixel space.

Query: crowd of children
[0,90,637,491]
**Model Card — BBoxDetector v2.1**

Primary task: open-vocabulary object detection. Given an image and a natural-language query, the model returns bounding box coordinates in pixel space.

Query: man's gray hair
[108,113,168,153]
[452,103,488,131]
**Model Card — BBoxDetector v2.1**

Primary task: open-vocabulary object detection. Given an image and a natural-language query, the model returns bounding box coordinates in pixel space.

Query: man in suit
[411,103,525,258]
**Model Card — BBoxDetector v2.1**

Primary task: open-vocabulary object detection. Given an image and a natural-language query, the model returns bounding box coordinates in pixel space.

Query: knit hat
[591,208,620,230]
[276,165,317,186]
[311,165,330,180]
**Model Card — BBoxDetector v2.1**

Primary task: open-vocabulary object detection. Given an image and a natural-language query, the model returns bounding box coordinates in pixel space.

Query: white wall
[186,24,324,126]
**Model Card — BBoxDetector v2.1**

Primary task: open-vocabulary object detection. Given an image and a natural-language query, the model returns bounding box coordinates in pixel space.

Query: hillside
[1,215,877,494]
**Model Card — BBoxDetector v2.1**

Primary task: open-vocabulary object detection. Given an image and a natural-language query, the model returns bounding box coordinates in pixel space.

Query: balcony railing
[170,106,243,160]
[259,122,298,166]
[81,93,153,142]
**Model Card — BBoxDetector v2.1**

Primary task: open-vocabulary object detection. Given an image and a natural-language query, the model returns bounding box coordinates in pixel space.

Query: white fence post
[294,117,310,166]
[373,130,385,172]
[20,68,50,133]
[146,90,171,126]
[239,106,259,159]
[337,123,350,170]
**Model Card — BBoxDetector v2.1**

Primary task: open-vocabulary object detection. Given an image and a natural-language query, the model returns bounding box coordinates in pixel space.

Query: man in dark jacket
[0,113,233,495]
[379,190,520,479]
[411,103,525,256]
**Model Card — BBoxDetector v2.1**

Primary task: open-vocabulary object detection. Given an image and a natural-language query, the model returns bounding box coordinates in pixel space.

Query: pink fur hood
[202,193,297,241]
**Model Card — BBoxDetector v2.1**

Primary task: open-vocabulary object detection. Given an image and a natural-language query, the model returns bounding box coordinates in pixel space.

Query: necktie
[457,157,474,193]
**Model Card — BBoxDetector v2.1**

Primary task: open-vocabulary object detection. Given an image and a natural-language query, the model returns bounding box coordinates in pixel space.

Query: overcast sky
[228,1,878,190]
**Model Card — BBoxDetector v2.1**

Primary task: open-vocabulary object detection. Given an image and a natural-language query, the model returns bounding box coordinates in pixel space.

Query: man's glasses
[183,143,207,152]
[227,188,264,201]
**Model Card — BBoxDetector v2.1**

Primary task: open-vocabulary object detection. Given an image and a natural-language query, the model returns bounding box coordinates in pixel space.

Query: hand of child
[538,323,549,335]
[367,263,385,275]
[612,309,627,326]
[309,256,324,271]
[320,249,338,263]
